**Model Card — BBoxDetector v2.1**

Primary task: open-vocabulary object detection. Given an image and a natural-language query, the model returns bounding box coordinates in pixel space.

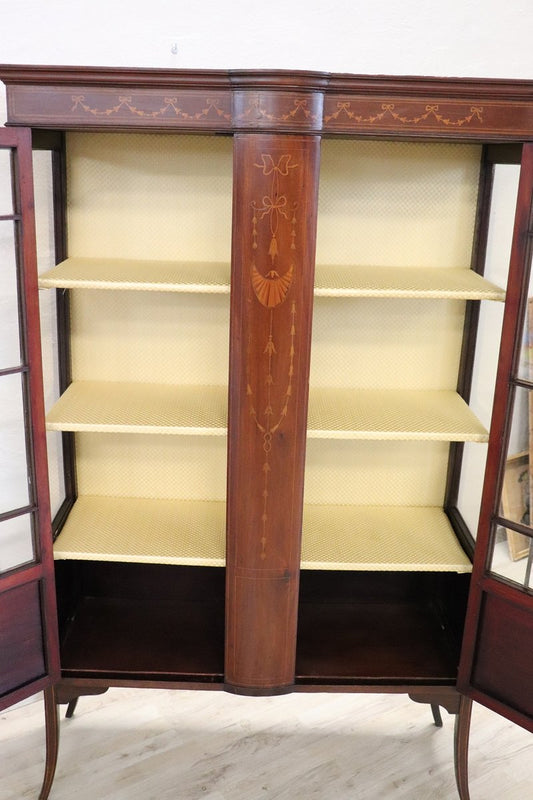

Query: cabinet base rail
[39,682,473,800]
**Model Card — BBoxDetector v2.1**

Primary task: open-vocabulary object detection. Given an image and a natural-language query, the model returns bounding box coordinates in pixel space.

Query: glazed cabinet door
[0,127,59,710]
[458,142,533,733]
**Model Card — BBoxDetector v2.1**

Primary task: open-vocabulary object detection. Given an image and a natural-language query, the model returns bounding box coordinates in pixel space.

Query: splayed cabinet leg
[39,687,59,800]
[454,695,473,800]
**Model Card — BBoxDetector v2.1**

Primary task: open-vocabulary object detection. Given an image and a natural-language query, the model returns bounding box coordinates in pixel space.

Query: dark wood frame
[1,66,533,800]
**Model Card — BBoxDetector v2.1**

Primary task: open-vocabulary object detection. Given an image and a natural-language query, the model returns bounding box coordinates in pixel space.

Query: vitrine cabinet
[0,67,532,800]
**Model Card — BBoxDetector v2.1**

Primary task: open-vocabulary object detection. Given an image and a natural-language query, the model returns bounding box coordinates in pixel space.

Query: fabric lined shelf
[307,387,488,441]
[46,381,488,442]
[314,264,505,300]
[301,504,472,572]
[46,382,228,435]
[53,496,226,566]
[39,258,231,293]
[39,258,505,300]
[52,496,471,572]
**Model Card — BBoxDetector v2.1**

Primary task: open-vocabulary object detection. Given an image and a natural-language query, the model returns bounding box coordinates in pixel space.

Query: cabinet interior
[39,132,503,683]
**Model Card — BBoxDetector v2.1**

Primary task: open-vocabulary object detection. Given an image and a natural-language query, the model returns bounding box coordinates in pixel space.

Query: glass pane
[0,220,22,369]
[0,148,13,215]
[33,151,66,518]
[500,387,530,528]
[516,252,533,381]
[456,164,518,537]
[0,513,34,573]
[0,373,30,513]
[490,525,533,589]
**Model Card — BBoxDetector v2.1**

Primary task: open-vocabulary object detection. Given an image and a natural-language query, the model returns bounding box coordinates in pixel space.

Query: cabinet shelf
[39,258,505,301]
[46,381,487,442]
[38,258,231,294]
[53,496,226,566]
[52,495,470,573]
[307,388,488,441]
[46,382,227,435]
[314,264,504,300]
[301,504,472,572]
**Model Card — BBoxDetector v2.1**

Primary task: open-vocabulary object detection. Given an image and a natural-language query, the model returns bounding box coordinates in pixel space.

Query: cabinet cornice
[2,66,533,139]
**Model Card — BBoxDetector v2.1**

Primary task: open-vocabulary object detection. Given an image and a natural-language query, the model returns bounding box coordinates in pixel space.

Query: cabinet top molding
[1,65,533,140]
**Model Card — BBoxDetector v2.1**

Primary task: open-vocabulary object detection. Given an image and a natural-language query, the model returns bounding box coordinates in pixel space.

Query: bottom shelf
[55,562,468,686]
[296,571,469,685]
[55,562,225,682]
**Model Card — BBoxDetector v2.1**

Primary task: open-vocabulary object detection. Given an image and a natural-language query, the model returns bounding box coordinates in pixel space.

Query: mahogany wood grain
[2,67,533,139]
[39,687,59,800]
[225,133,319,693]
[0,581,45,696]
[458,144,533,733]
[0,127,60,711]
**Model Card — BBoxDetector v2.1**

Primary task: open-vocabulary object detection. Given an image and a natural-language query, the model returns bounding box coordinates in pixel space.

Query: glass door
[0,127,59,710]
[458,143,533,733]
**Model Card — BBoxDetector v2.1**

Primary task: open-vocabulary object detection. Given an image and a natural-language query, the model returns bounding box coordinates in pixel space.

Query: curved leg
[454,695,473,800]
[431,703,443,728]
[39,686,60,800]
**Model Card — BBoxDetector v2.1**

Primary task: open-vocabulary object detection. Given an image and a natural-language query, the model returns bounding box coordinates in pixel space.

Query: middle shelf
[46,381,488,441]
[52,495,471,572]
[38,257,505,300]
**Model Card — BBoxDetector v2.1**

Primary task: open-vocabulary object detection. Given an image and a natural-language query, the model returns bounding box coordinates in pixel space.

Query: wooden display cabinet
[0,67,532,799]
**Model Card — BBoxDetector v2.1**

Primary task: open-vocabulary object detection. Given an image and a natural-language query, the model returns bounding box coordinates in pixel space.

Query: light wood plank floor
[1,689,531,799]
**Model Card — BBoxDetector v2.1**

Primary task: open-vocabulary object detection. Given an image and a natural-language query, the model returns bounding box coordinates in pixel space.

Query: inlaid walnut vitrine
[0,67,532,800]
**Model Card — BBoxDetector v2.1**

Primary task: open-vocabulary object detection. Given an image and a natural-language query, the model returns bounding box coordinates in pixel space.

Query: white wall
[1,0,532,126]
[0,0,532,77]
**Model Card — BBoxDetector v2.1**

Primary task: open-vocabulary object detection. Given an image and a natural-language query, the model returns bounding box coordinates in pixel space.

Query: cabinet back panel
[310,296,466,390]
[75,432,227,501]
[66,133,233,261]
[70,290,230,386]
[304,439,449,506]
[316,141,480,268]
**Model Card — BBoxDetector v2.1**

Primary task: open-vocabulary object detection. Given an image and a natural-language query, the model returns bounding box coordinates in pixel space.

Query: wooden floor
[1,689,531,799]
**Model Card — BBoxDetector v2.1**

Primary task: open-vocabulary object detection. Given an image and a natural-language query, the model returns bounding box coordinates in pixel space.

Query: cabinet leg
[454,695,473,800]
[431,703,443,727]
[65,697,79,718]
[39,686,60,800]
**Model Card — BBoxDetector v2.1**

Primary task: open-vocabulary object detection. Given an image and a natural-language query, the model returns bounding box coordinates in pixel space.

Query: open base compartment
[54,562,225,683]
[296,570,470,686]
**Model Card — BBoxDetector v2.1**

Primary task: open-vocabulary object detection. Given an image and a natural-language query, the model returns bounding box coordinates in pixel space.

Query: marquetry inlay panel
[6,85,233,130]
[322,95,533,139]
[3,68,533,141]
[233,90,324,131]
[225,134,320,691]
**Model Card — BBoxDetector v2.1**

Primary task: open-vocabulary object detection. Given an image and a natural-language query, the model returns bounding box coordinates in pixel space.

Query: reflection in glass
[456,166,518,541]
[500,387,530,528]
[516,250,533,382]
[0,513,34,572]
[0,373,30,514]
[490,525,533,590]
[0,221,22,370]
[33,151,67,518]
[0,148,13,215]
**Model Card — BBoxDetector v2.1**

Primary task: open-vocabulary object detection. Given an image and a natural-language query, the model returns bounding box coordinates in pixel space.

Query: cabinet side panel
[471,591,533,721]
[0,582,45,697]
[226,134,320,693]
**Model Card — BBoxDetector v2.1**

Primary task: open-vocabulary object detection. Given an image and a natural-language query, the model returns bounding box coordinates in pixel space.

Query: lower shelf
[53,496,471,573]
[55,562,468,686]
[296,571,469,685]
[56,562,225,682]
[53,496,226,566]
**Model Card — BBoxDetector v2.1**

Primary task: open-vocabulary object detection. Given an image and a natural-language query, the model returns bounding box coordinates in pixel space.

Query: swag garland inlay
[247,153,299,560]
